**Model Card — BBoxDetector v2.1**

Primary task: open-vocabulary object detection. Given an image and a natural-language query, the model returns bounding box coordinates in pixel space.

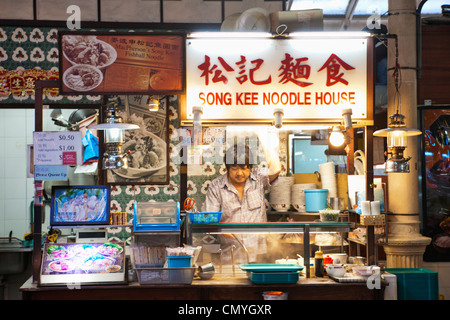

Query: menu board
[40,242,126,286]
[58,32,185,95]
[33,131,82,166]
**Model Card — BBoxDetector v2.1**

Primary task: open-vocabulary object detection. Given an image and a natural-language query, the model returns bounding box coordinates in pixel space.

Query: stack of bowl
[291,183,317,212]
[270,176,295,212]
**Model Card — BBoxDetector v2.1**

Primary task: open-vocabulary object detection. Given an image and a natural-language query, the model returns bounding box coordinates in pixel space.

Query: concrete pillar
[383,0,430,268]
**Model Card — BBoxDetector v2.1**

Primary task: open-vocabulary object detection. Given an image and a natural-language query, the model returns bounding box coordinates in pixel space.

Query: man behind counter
[202,137,281,262]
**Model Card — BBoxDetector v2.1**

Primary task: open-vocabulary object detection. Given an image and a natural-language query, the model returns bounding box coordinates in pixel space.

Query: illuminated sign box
[184,32,373,124]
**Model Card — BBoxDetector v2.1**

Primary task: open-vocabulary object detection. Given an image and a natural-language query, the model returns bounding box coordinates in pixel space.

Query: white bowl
[292,203,306,212]
[275,259,300,265]
[112,132,166,179]
[63,37,117,70]
[326,253,348,264]
[270,203,290,212]
[326,264,346,277]
[352,265,380,277]
[62,64,103,92]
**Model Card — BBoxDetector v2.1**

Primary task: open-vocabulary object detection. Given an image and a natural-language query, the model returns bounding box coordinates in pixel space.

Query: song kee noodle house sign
[183,33,374,124]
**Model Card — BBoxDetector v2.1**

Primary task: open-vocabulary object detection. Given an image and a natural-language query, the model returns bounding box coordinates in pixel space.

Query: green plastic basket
[386,268,439,300]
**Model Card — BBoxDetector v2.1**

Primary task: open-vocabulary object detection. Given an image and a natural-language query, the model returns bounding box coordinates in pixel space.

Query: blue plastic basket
[189,212,222,224]
[167,255,193,268]
[249,272,299,284]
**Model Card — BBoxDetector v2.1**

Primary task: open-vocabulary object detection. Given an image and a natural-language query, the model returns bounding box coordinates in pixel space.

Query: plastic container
[189,212,222,224]
[262,291,288,300]
[385,268,439,300]
[304,189,328,212]
[249,272,299,284]
[133,201,180,231]
[134,266,195,285]
[167,255,193,268]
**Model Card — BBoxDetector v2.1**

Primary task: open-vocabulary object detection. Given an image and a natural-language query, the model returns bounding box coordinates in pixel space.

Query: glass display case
[39,242,126,286]
[133,201,181,231]
[187,222,352,278]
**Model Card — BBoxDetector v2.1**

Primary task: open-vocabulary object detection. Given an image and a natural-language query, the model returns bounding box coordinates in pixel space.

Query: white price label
[33,131,82,165]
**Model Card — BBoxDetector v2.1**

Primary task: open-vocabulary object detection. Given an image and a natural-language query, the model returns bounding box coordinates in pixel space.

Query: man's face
[227,164,251,186]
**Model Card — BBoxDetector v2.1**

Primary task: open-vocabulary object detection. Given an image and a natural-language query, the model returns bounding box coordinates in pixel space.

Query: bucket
[167,255,193,268]
[304,189,328,212]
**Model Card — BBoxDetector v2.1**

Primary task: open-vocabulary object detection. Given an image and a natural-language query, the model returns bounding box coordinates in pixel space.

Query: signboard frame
[182,33,374,125]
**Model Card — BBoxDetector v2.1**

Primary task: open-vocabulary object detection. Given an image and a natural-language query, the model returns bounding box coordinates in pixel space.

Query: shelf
[189,222,352,234]
[268,211,319,215]
[47,225,133,230]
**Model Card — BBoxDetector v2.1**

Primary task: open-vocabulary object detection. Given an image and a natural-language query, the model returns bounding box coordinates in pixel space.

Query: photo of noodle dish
[49,260,75,273]
[97,243,123,257]
[81,254,115,272]
[69,244,98,257]
[47,245,75,260]
[112,113,166,179]
[62,35,117,69]
[53,187,108,223]
[63,64,103,92]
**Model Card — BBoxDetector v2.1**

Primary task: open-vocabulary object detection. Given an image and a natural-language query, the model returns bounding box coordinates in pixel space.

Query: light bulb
[329,126,345,147]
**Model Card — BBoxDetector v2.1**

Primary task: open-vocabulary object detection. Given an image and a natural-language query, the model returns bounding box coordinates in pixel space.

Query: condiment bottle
[314,251,324,277]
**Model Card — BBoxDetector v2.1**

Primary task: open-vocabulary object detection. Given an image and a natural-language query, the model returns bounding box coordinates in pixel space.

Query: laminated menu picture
[40,243,126,286]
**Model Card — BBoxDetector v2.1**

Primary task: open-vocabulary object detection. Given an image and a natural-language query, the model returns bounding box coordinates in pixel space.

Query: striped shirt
[202,168,272,262]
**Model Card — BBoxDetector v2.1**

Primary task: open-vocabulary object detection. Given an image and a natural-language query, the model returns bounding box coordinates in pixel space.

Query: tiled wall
[0,108,35,238]
[423,261,450,300]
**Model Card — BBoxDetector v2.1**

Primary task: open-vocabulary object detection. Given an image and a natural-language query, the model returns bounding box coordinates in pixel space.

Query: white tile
[4,219,30,239]
[0,177,5,198]
[4,178,27,200]
[4,156,27,179]
[5,109,27,118]
[26,179,35,200]
[164,0,221,23]
[4,136,27,158]
[102,0,160,23]
[3,117,27,138]
[37,0,98,21]
[4,198,28,221]
[437,263,450,289]
[440,287,450,300]
[0,0,33,19]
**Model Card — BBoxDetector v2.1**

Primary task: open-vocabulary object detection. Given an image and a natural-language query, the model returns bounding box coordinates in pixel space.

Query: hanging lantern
[374,112,421,173]
[91,97,139,170]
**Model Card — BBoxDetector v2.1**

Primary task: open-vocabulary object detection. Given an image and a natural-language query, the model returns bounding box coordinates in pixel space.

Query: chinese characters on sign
[0,69,59,96]
[186,37,371,121]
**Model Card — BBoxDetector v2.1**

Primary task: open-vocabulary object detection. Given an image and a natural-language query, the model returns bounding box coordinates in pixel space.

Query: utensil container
[304,189,328,212]
[134,266,195,285]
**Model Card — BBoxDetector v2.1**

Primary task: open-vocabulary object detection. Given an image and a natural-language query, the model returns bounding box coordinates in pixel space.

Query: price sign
[33,132,82,165]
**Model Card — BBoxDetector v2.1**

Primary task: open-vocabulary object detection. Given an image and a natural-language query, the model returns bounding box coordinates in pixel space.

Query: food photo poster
[58,32,185,95]
[104,95,169,185]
